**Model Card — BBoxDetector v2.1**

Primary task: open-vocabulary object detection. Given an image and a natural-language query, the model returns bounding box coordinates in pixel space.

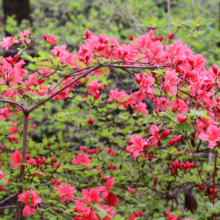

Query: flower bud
[171,161,175,168]
[56,179,62,185]
[5,56,14,64]
[160,129,171,139]
[26,153,30,161]
[88,118,94,126]
[129,35,133,41]
[51,155,55,164]
[169,138,176,146]
[175,160,180,168]
[139,210,143,216]
[212,65,218,75]
[153,178,158,186]
[175,135,182,143]
[135,74,141,85]
[168,33,174,40]
[13,54,19,63]
[55,162,61,169]
[43,34,48,41]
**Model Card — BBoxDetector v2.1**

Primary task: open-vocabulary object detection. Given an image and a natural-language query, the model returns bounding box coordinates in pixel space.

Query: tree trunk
[3,0,31,35]
[2,0,32,56]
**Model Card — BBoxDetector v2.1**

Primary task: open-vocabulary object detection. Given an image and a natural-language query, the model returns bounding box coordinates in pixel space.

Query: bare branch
[0,97,26,113]
[0,193,17,205]
[0,205,16,210]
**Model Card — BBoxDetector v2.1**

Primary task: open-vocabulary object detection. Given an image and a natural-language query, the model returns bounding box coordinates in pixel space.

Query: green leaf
[187,109,209,119]
[175,123,194,133]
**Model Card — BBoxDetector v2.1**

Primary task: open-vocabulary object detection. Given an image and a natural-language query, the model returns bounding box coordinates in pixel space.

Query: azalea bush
[0,27,220,220]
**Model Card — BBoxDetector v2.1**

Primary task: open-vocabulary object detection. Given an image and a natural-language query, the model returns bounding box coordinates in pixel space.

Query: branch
[8,83,26,108]
[0,193,17,205]
[0,97,26,113]
[15,114,29,220]
[176,183,199,197]
[28,64,102,113]
[101,64,170,69]
[0,205,16,210]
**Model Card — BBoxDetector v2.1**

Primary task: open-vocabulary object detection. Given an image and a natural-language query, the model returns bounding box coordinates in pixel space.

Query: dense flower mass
[0,27,219,219]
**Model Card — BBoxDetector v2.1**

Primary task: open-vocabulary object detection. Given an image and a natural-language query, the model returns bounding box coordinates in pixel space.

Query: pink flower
[72,153,91,166]
[135,102,149,114]
[82,188,101,204]
[165,210,178,220]
[19,190,30,205]
[103,192,119,207]
[0,36,17,50]
[99,205,116,220]
[23,206,35,217]
[30,189,42,207]
[87,80,102,93]
[108,88,128,102]
[83,28,93,39]
[171,98,188,114]
[164,70,181,96]
[148,124,163,144]
[38,68,51,76]
[19,30,31,44]
[9,135,19,143]
[154,97,168,112]
[10,150,21,169]
[127,187,136,194]
[73,200,97,220]
[0,107,11,120]
[139,76,155,94]
[19,189,42,217]
[199,124,220,149]
[44,33,56,45]
[54,184,75,203]
[0,171,5,180]
[19,189,42,206]
[126,135,146,160]
[100,178,115,198]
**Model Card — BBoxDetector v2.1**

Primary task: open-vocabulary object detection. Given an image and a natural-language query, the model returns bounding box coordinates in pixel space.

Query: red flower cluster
[169,160,194,176]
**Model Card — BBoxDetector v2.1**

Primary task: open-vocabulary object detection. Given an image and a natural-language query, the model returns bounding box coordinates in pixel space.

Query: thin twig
[0,193,17,205]
[0,205,16,210]
[28,64,102,113]
[8,83,26,108]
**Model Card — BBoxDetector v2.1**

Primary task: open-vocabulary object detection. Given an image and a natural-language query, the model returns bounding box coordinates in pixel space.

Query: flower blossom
[72,153,91,166]
[11,150,21,169]
[19,189,42,217]
[54,184,75,203]
[126,135,146,160]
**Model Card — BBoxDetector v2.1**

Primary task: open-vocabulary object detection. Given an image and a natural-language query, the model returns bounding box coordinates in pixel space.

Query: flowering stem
[15,113,29,220]
[184,132,211,202]
[212,144,219,220]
